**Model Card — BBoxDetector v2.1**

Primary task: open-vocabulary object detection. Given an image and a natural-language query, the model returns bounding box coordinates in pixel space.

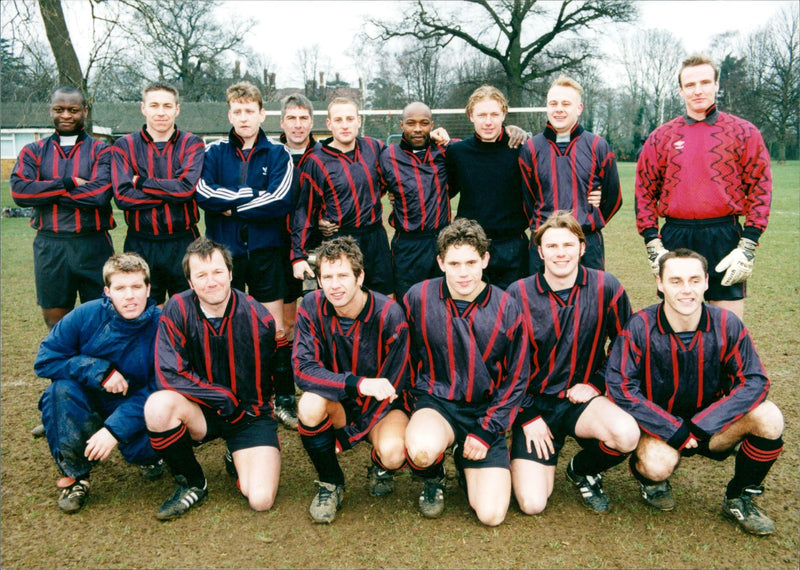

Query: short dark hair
[142,82,180,102]
[437,218,490,258]
[281,93,314,119]
[182,237,233,280]
[313,236,364,279]
[658,248,708,279]
[678,54,719,87]
[533,210,585,247]
[103,252,150,286]
[51,86,87,107]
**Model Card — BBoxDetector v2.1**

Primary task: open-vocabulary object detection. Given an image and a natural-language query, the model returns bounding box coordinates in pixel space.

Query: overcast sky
[232,0,793,88]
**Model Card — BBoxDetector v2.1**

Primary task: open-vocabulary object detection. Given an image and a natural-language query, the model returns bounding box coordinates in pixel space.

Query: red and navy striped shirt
[403,278,530,443]
[155,288,276,420]
[606,303,769,448]
[11,131,115,234]
[635,106,772,243]
[380,138,450,233]
[111,126,204,239]
[294,288,411,448]
[519,123,622,233]
[506,266,631,424]
[291,136,385,261]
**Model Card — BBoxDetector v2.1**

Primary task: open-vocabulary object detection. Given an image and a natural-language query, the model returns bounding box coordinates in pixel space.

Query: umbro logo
[673,141,685,150]
[262,166,268,176]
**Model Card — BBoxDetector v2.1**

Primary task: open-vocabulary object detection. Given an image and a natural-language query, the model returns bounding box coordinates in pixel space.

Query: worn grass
[1,161,798,569]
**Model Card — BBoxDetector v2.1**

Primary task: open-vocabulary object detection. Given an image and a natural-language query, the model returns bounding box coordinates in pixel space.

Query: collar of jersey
[683,104,719,126]
[656,301,711,335]
[543,122,584,143]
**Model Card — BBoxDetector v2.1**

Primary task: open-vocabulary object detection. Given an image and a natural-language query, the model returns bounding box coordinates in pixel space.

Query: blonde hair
[103,252,150,286]
[226,81,263,109]
[465,85,508,117]
[327,96,359,117]
[548,76,583,98]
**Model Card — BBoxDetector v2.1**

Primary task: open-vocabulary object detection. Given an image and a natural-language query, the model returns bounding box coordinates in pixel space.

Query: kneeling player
[35,253,162,513]
[607,249,784,535]
[294,237,411,524]
[145,238,281,519]
[403,218,529,526]
[506,212,638,514]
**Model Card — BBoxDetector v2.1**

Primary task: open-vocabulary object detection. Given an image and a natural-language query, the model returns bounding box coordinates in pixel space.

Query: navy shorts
[232,247,287,304]
[199,410,280,453]
[510,394,593,465]
[334,224,394,295]
[34,231,113,308]
[413,392,510,470]
[528,230,605,274]
[125,232,196,304]
[661,216,744,301]
[390,229,442,298]
[485,233,528,290]
[282,242,303,303]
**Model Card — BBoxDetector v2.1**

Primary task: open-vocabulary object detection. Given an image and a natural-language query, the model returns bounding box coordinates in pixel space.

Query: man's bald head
[402,101,432,121]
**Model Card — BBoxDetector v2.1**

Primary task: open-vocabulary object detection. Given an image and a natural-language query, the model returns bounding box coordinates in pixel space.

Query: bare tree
[296,44,323,98]
[369,0,637,104]
[396,38,452,107]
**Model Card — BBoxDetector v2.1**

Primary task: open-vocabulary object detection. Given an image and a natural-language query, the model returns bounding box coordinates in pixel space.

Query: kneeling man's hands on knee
[523,417,555,460]
[462,435,489,461]
[566,383,598,404]
[359,377,397,402]
[103,370,129,396]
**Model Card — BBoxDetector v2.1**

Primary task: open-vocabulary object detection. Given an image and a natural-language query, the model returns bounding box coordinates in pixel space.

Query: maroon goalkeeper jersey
[635,106,771,243]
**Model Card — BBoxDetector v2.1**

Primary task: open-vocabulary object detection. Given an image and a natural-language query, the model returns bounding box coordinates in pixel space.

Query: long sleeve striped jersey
[111,126,204,239]
[10,131,115,234]
[291,136,385,261]
[606,303,769,448]
[519,124,622,233]
[380,139,450,232]
[634,106,772,243]
[293,288,411,448]
[403,278,530,442]
[155,289,276,420]
[505,267,631,423]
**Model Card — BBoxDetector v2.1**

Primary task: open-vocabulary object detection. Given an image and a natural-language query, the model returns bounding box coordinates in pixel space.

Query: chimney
[233,60,241,79]
[319,72,325,87]
[335,72,340,84]
[269,73,275,89]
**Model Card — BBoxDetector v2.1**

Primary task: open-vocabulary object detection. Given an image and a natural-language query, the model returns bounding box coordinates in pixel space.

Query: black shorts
[413,392,510,470]
[390,230,442,298]
[34,231,113,309]
[125,232,196,304]
[232,247,287,303]
[282,242,303,303]
[661,216,744,301]
[528,230,605,274]
[510,394,593,465]
[199,410,280,453]
[485,233,528,290]
[334,224,394,295]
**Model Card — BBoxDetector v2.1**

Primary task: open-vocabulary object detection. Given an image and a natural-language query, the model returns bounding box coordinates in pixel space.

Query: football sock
[298,418,345,486]
[406,449,445,480]
[572,438,627,476]
[272,339,295,399]
[371,447,401,472]
[726,435,783,498]
[147,424,205,488]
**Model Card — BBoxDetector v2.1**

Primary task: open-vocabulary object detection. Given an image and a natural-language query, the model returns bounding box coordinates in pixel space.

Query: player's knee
[143,390,180,430]
[635,449,676,481]
[474,503,507,527]
[375,438,406,470]
[296,392,327,425]
[749,401,784,439]
[246,487,276,512]
[516,491,548,516]
[608,416,640,453]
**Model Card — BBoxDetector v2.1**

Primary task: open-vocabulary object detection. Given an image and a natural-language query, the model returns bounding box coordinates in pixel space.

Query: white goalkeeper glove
[715,238,757,286]
[645,238,668,276]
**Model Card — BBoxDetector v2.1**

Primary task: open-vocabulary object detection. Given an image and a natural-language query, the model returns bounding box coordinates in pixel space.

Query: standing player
[403,218,529,526]
[35,253,162,513]
[635,54,772,320]
[519,76,622,273]
[111,83,205,305]
[279,93,317,164]
[145,238,280,519]
[291,97,394,296]
[445,86,528,289]
[606,249,784,535]
[381,102,450,297]
[294,237,411,523]
[505,212,637,515]
[197,82,297,429]
[11,86,115,329]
